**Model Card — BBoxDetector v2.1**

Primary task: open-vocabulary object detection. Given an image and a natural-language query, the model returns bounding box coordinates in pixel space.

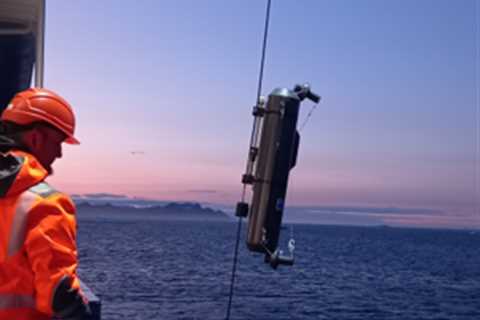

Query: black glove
[52,275,92,320]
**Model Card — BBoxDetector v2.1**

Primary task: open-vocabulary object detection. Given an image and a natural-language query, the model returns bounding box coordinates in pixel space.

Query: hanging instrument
[236,84,320,269]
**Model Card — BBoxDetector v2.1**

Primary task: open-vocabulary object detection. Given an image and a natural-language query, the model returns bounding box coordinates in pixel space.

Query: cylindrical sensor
[246,88,301,253]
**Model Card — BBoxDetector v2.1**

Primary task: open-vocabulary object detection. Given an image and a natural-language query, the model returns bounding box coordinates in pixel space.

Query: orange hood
[0,150,48,197]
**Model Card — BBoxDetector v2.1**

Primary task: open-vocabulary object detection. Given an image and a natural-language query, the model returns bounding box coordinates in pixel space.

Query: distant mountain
[75,201,231,222]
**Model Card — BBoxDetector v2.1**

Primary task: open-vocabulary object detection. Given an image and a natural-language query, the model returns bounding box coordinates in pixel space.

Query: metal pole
[35,0,46,88]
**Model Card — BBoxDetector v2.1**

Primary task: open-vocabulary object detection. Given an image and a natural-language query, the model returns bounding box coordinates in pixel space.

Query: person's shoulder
[29,181,58,198]
[28,181,76,213]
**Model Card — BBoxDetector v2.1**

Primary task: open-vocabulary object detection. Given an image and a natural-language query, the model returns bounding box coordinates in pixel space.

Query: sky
[41,0,479,228]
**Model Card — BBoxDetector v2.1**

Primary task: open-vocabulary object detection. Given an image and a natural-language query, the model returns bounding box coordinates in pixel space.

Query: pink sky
[42,1,479,229]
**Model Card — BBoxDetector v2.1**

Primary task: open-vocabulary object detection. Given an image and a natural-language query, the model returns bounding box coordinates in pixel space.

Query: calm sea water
[77,217,480,320]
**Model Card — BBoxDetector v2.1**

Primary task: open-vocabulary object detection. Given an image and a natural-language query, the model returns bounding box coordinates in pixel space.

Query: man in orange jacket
[0,88,90,319]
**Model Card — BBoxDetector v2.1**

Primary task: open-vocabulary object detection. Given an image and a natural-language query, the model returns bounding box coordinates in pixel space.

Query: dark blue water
[77,218,480,320]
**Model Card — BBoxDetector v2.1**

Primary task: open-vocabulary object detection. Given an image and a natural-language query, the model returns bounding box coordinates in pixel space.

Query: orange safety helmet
[1,88,80,144]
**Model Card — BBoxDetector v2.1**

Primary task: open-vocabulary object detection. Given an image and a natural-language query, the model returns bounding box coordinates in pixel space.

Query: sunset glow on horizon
[42,0,478,229]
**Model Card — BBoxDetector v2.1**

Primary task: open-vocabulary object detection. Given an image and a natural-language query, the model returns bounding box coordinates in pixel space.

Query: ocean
[77,217,480,320]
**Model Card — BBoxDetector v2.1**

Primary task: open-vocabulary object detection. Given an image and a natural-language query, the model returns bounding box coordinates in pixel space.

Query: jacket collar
[0,149,47,197]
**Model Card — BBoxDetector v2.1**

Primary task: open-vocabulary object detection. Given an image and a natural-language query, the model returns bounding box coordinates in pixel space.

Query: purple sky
[43,1,479,228]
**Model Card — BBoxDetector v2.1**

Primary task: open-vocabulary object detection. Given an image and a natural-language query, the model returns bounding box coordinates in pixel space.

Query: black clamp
[242,174,255,185]
[252,106,265,117]
[235,202,249,217]
[294,83,320,103]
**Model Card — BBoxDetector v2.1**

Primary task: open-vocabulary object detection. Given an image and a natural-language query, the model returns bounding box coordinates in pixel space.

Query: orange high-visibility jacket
[0,150,81,319]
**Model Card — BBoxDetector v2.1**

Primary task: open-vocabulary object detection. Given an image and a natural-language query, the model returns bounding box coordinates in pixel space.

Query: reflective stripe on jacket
[0,150,81,319]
